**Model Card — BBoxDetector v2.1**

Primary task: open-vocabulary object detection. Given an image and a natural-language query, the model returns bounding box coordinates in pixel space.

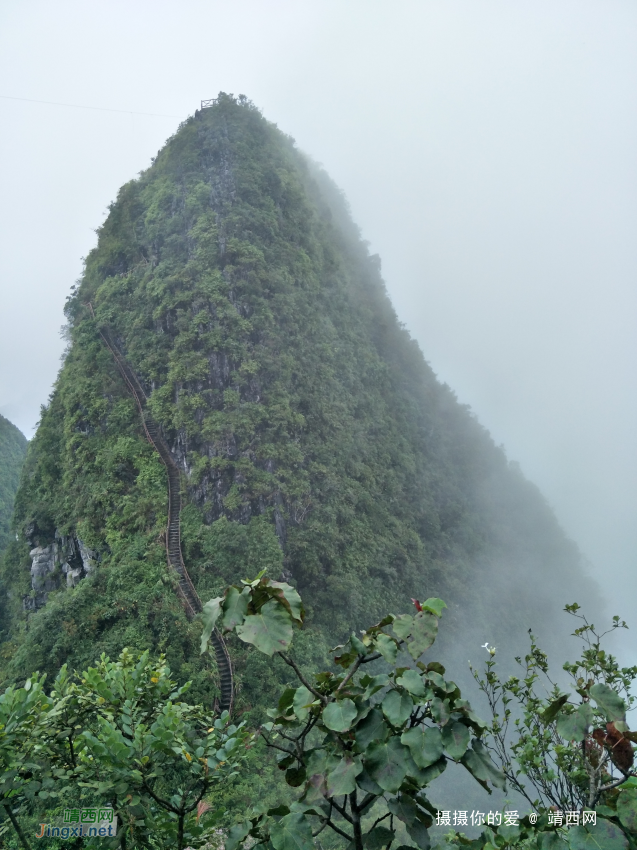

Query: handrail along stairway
[89,309,234,714]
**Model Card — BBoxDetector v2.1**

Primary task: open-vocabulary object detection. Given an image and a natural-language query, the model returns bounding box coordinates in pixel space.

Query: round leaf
[589,684,626,722]
[323,699,357,733]
[396,670,426,697]
[441,721,471,760]
[567,819,628,850]
[408,612,438,659]
[538,834,564,850]
[270,813,314,850]
[406,819,431,850]
[235,599,294,656]
[305,773,328,803]
[401,726,443,768]
[226,822,251,850]
[421,598,447,617]
[326,755,362,797]
[356,709,390,751]
[392,614,414,641]
[557,704,593,742]
[366,736,411,792]
[430,697,450,726]
[375,634,398,664]
[415,756,447,786]
[382,690,414,727]
[387,794,419,826]
[617,787,637,833]
[365,826,394,849]
[292,686,314,722]
[286,766,307,787]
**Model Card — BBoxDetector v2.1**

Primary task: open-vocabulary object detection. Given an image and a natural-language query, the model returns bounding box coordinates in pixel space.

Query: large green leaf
[366,736,412,792]
[406,818,431,849]
[292,686,315,722]
[326,755,362,797]
[414,756,446,785]
[225,821,251,850]
[541,693,569,723]
[387,794,419,826]
[305,748,329,776]
[365,826,394,849]
[235,599,294,656]
[567,819,628,850]
[356,709,390,751]
[441,721,470,760]
[382,691,414,727]
[425,670,446,691]
[221,586,249,630]
[268,581,304,625]
[286,766,307,787]
[498,824,521,844]
[278,687,296,713]
[408,612,438,659]
[461,738,505,790]
[304,773,327,803]
[421,598,446,617]
[538,833,564,850]
[392,614,414,641]
[362,674,390,700]
[430,697,450,726]
[356,766,383,795]
[617,787,637,832]
[589,684,626,722]
[270,812,314,850]
[557,704,593,742]
[401,726,443,768]
[375,634,398,664]
[322,699,357,733]
[200,597,223,653]
[351,634,369,655]
[396,670,426,697]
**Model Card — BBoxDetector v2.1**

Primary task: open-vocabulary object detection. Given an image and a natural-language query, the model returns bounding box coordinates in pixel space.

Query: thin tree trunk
[4,805,32,850]
[349,791,363,850]
[178,811,185,850]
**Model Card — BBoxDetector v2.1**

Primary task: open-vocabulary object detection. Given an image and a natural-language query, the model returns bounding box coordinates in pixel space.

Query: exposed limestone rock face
[26,543,59,609]
[24,531,97,610]
[77,537,97,574]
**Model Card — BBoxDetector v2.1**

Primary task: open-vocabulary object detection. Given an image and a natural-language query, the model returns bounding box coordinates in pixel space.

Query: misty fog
[1,0,635,660]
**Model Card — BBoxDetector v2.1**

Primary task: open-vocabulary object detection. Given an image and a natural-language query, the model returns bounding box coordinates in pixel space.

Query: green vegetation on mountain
[0,415,27,556]
[0,94,593,717]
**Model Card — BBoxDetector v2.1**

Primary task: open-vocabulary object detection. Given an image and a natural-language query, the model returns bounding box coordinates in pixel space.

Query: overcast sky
[1,1,635,643]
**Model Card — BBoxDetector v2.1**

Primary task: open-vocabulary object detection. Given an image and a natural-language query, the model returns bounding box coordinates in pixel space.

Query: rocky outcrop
[24,531,97,611]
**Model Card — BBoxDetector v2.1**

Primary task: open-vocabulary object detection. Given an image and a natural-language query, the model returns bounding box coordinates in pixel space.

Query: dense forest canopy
[0,94,594,713]
[0,415,27,556]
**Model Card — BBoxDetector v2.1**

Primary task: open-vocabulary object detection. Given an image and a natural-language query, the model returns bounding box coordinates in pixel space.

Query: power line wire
[0,94,182,118]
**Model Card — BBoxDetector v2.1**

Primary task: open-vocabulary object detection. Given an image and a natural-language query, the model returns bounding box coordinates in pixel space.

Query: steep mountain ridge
[0,414,27,556]
[1,95,593,706]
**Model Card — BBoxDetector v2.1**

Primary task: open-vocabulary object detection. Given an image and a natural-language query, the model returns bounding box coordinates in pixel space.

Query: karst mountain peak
[0,94,593,709]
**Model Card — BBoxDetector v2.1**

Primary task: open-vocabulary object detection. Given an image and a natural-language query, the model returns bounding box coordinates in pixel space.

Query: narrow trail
[91,313,234,714]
